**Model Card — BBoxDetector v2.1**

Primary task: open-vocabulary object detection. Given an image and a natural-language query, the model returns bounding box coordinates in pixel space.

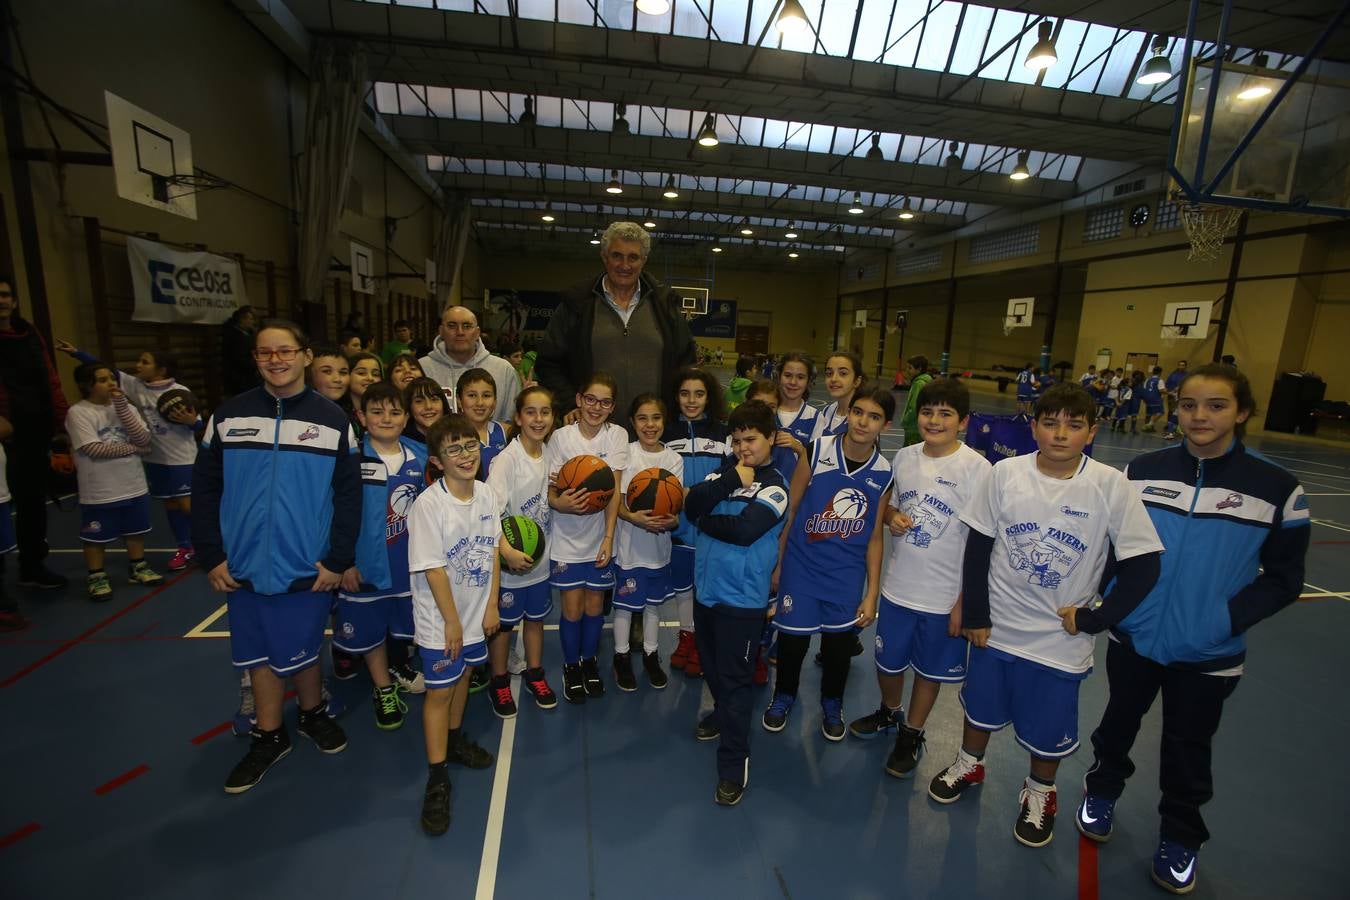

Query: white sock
[698,679,715,717]
[1026,775,1055,793]
[643,607,661,654]
[612,610,632,654]
[513,628,524,657]
[240,670,251,688]
[677,591,694,631]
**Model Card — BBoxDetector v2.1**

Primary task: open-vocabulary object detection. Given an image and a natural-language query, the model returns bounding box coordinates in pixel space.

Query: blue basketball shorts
[228,588,331,676]
[773,573,857,635]
[418,640,488,689]
[333,592,414,653]
[549,558,615,591]
[498,580,553,626]
[959,646,1086,759]
[79,494,151,544]
[670,545,695,593]
[613,565,674,611]
[144,463,193,499]
[874,599,968,683]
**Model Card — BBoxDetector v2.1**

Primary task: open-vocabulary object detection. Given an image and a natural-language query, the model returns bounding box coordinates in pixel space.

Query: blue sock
[165,507,192,548]
[559,617,582,665]
[580,613,604,659]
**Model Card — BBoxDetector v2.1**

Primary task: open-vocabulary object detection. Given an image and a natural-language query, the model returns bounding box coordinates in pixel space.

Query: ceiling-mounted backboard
[105,91,197,220]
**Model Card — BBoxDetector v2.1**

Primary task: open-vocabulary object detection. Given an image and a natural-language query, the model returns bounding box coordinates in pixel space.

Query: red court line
[0,822,41,850]
[190,721,234,745]
[1312,540,1350,544]
[93,763,151,796]
[0,570,194,689]
[1077,835,1099,900]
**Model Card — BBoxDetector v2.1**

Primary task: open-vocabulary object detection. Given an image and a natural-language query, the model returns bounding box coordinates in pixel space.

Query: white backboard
[1161,300,1213,339]
[106,91,197,220]
[351,242,374,294]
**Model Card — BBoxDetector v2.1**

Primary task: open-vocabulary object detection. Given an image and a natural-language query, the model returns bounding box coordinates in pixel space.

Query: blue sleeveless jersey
[351,436,427,597]
[778,403,819,446]
[663,417,730,546]
[779,435,892,602]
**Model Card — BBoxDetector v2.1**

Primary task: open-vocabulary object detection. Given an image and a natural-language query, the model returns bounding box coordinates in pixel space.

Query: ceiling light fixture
[589,230,601,245]
[788,248,800,258]
[1024,20,1058,71]
[898,197,915,220]
[866,133,884,161]
[613,102,630,135]
[1009,150,1031,181]
[635,0,670,15]
[776,0,809,35]
[711,242,723,253]
[784,223,799,239]
[740,218,753,236]
[847,191,865,214]
[662,175,680,199]
[1236,52,1273,101]
[1136,35,1172,85]
[944,141,962,169]
[606,169,623,194]
[518,96,536,127]
[696,113,720,147]
[541,202,555,223]
[643,211,657,229]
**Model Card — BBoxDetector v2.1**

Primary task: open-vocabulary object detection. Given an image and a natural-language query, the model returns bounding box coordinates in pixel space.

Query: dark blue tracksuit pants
[694,601,764,786]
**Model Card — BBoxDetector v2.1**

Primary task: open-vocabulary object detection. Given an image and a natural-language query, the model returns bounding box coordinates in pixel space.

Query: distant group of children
[42,319,1308,897]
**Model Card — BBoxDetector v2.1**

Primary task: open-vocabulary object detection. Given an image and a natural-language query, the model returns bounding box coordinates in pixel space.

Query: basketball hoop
[1180,202,1242,262]
[1002,315,1022,337]
[1160,324,1183,350]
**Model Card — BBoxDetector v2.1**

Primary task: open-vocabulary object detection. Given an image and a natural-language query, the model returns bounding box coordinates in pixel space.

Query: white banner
[127,237,247,325]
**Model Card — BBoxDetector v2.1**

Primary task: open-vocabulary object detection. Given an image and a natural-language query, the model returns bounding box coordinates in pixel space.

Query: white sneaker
[390,661,426,694]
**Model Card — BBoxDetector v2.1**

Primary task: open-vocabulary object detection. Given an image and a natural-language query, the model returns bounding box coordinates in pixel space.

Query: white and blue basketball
[830,486,869,520]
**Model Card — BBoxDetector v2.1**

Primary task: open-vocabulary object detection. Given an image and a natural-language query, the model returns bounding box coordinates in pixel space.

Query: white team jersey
[809,400,848,442]
[546,422,628,563]
[122,378,199,466]
[408,479,501,650]
[615,443,684,571]
[961,452,1163,673]
[485,439,551,589]
[882,442,991,614]
[66,399,149,505]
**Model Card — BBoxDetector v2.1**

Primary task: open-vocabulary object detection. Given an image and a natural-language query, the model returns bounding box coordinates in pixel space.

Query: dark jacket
[220,323,258,398]
[534,272,696,414]
[0,314,68,435]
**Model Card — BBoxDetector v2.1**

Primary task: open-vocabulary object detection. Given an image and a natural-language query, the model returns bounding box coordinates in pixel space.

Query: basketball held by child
[155,388,199,422]
[500,515,545,568]
[626,467,684,517]
[556,454,614,513]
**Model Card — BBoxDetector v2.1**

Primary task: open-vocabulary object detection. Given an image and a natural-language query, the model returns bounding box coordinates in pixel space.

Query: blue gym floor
[2,387,1346,900]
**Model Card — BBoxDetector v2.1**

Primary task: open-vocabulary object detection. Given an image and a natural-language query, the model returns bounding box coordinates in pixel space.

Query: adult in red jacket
[0,275,70,625]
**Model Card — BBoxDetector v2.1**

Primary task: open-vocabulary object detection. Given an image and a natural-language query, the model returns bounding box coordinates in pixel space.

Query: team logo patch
[874,635,884,652]
[500,591,515,609]
[936,476,958,487]
[84,520,103,533]
[1003,521,1088,590]
[1216,492,1244,510]
[1142,486,1181,499]
[1059,505,1090,519]
[552,561,568,575]
[341,622,355,638]
[226,427,260,437]
[432,658,451,672]
[805,487,870,540]
[618,578,638,596]
[298,424,320,442]
[390,483,419,518]
[780,594,793,612]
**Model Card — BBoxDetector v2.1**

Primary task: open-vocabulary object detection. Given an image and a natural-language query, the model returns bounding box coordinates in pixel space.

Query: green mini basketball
[500,515,544,568]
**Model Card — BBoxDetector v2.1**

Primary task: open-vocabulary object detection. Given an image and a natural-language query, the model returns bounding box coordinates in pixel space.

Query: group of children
[1078,364,1170,434]
[77,316,1300,896]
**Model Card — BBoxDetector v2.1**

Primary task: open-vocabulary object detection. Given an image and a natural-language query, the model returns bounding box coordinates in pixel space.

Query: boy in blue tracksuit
[193,321,362,794]
[334,382,428,732]
[1075,364,1309,894]
[686,400,788,807]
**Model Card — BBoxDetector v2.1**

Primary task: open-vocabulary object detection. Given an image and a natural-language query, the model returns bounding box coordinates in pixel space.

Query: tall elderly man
[536,222,696,419]
[419,304,520,422]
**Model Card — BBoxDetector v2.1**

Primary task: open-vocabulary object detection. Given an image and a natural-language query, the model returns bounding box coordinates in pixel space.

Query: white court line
[1306,493,1350,497]
[184,603,228,638]
[49,547,181,553]
[1302,582,1350,602]
[475,674,520,900]
[1312,519,1350,534]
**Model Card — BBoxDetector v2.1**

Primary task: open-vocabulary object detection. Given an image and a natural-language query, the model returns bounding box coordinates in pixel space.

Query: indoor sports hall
[1,1,1347,899]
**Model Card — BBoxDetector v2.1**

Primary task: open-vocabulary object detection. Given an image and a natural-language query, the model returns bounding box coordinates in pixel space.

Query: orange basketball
[556,454,615,514]
[626,467,685,517]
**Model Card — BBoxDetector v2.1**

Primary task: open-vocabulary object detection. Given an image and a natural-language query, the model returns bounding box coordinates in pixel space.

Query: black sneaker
[695,713,720,742]
[1014,785,1058,848]
[372,684,407,731]
[612,652,637,693]
[331,645,359,681]
[715,779,744,806]
[18,566,67,590]
[224,729,292,794]
[848,704,901,740]
[421,776,452,836]
[447,731,494,769]
[580,656,605,698]
[642,651,668,689]
[488,675,518,719]
[468,667,490,694]
[523,667,558,710]
[884,724,926,779]
[928,753,985,804]
[562,664,586,704]
[297,705,349,753]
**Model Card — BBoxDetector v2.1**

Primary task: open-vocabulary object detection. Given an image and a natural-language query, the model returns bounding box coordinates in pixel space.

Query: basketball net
[1002,316,1020,337]
[1160,325,1183,350]
[1181,203,1242,262]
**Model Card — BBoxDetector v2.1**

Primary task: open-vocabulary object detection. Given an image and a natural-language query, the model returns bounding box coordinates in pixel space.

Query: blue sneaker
[762,692,795,732]
[821,697,845,742]
[1151,839,1198,894]
[1075,792,1115,842]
